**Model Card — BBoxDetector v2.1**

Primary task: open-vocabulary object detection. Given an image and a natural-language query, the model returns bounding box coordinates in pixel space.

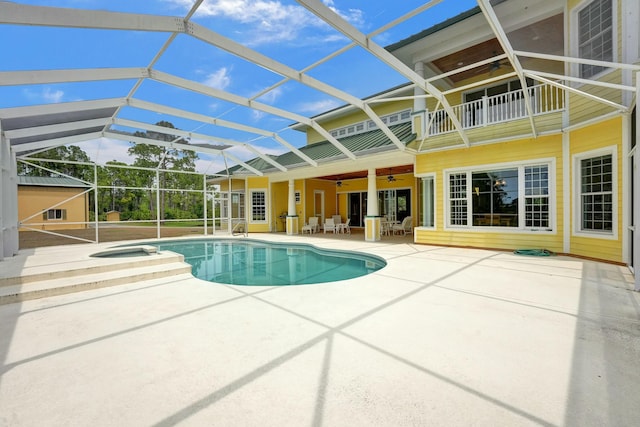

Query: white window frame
[329,109,412,138]
[46,209,65,220]
[443,158,555,233]
[571,0,617,80]
[418,173,436,229]
[249,189,268,224]
[572,146,618,239]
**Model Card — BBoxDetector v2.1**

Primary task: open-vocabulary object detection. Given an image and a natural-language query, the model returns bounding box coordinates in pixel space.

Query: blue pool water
[133,239,386,286]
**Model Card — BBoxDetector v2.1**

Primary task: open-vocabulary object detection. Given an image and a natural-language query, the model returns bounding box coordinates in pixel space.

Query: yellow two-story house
[215,0,639,267]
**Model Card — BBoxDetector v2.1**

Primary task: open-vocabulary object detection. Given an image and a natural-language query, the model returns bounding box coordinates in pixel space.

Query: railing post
[482,96,488,126]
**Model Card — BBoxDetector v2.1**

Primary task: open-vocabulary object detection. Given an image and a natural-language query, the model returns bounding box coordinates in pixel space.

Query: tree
[17,145,93,182]
[128,121,200,221]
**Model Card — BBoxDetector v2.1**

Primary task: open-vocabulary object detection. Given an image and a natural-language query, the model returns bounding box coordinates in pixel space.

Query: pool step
[0,253,192,305]
[0,248,181,287]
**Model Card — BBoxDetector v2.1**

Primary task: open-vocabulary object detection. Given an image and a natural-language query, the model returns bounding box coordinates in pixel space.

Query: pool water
[136,239,386,286]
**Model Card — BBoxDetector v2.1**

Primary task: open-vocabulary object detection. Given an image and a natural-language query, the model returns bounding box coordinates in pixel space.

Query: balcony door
[463,78,533,125]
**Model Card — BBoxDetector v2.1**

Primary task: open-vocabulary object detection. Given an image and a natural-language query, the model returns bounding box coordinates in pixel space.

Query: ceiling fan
[488,51,512,75]
[378,168,403,183]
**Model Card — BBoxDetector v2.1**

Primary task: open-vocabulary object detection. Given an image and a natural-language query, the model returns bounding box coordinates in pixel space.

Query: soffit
[430,13,564,84]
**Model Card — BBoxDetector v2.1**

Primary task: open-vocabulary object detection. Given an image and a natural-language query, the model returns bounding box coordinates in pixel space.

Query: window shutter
[43,212,48,221]
[62,209,67,220]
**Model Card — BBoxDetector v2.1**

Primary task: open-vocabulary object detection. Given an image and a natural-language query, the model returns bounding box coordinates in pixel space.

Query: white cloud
[72,136,291,175]
[165,0,365,45]
[203,67,232,90]
[323,0,364,27]
[23,87,65,103]
[196,155,227,174]
[42,88,65,103]
[224,143,287,163]
[251,110,266,121]
[255,86,283,104]
[74,138,230,174]
[74,138,134,165]
[297,99,341,115]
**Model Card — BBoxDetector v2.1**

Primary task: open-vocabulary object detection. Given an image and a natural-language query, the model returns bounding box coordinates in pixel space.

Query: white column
[414,61,426,112]
[635,73,640,291]
[1,130,19,260]
[0,124,5,261]
[412,62,428,138]
[365,168,381,241]
[286,179,298,235]
[156,168,161,239]
[287,179,296,216]
[367,168,378,216]
[203,174,208,236]
[9,149,18,256]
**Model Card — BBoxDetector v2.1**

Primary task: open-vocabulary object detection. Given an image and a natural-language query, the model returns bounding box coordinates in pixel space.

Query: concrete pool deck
[1,233,639,426]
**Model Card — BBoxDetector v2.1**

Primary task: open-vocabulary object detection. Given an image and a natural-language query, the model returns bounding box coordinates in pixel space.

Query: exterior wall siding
[415,134,565,254]
[305,99,413,145]
[569,70,623,125]
[218,178,246,192]
[247,176,270,233]
[302,179,335,231]
[18,186,88,231]
[271,181,288,232]
[415,116,625,263]
[568,117,623,262]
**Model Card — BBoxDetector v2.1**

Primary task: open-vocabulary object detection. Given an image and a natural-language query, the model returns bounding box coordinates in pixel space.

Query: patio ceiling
[0,0,637,178]
[318,164,414,182]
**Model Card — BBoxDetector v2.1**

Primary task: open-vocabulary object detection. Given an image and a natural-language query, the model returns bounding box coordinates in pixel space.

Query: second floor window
[577,0,613,78]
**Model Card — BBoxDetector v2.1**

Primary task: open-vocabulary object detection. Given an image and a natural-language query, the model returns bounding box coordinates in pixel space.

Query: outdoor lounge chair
[324,218,337,233]
[392,216,412,235]
[301,216,319,234]
[337,218,351,234]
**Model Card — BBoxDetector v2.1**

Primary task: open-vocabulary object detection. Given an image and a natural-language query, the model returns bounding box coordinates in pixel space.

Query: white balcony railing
[426,83,564,136]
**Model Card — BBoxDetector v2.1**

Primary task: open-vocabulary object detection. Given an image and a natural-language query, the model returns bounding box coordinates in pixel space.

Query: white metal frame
[0,0,638,274]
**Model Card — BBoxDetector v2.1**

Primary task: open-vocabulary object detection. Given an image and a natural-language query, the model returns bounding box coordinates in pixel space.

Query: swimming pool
[130,238,386,286]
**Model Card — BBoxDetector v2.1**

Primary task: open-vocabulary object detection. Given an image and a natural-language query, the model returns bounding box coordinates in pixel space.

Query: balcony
[423,83,565,137]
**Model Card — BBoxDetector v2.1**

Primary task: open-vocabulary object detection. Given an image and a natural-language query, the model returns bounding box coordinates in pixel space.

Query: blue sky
[1,0,478,173]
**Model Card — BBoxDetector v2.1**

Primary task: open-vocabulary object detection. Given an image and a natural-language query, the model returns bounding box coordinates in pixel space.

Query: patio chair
[392,216,413,235]
[332,215,342,226]
[301,216,319,234]
[380,218,391,236]
[324,218,337,233]
[337,218,351,234]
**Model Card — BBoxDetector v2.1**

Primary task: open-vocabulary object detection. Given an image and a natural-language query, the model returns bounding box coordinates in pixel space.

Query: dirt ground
[18,225,376,250]
[18,226,206,249]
